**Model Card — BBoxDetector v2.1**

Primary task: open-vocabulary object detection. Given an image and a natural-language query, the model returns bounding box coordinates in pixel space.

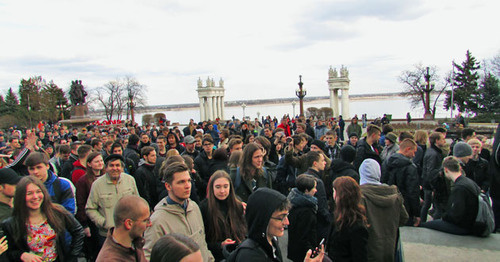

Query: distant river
[98,95,452,124]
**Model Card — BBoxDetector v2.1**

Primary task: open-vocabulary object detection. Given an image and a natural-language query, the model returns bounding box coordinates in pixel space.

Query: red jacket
[71,160,87,184]
[277,123,292,137]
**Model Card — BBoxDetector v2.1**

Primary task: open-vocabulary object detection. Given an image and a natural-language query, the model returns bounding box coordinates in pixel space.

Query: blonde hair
[414,130,428,145]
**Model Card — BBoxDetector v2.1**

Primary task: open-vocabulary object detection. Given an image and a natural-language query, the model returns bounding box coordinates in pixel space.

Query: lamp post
[128,92,136,123]
[421,67,435,120]
[295,75,307,117]
[241,103,246,120]
[292,100,297,117]
[257,111,260,120]
[56,99,68,120]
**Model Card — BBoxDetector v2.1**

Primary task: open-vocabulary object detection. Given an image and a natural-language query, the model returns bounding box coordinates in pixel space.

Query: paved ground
[278,227,500,262]
[401,227,500,262]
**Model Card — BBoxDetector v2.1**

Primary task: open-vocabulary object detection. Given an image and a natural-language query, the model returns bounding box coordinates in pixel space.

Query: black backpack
[473,192,495,237]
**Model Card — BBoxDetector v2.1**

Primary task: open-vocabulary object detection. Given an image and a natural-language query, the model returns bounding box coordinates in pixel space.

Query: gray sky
[1,0,498,106]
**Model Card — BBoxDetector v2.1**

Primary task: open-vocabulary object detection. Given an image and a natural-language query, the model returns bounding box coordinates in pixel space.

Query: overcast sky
[1,0,498,106]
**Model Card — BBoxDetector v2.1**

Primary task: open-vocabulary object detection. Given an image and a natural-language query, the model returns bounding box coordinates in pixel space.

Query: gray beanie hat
[453,142,473,158]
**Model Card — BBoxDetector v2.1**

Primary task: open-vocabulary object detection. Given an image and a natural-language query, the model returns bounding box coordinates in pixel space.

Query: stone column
[221,96,225,120]
[213,96,217,120]
[217,96,222,119]
[215,96,220,119]
[329,90,335,110]
[207,96,213,120]
[199,97,205,121]
[333,90,339,117]
[341,89,349,118]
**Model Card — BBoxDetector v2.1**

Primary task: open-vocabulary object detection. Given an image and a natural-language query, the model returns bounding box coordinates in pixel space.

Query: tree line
[0,76,146,129]
[399,50,500,120]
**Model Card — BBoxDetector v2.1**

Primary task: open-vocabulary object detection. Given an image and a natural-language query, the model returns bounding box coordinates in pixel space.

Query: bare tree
[398,63,448,117]
[123,76,147,120]
[95,80,125,121]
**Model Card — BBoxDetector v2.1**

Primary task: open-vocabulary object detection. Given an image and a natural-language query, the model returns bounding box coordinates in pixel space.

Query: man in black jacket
[421,132,447,222]
[353,124,382,170]
[422,156,479,235]
[382,139,420,226]
[134,146,159,210]
[303,151,331,241]
[123,134,141,172]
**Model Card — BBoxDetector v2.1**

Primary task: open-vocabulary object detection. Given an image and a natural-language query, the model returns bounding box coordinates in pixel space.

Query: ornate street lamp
[295,75,307,117]
[128,92,136,123]
[421,67,435,119]
[56,99,68,120]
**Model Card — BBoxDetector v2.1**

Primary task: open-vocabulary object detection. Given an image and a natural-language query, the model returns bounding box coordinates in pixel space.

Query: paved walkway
[278,227,500,262]
[401,227,500,262]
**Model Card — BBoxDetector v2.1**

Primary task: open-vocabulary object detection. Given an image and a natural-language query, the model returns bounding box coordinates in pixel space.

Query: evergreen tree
[40,81,69,122]
[4,87,19,114]
[477,73,500,114]
[445,50,481,115]
[0,95,5,114]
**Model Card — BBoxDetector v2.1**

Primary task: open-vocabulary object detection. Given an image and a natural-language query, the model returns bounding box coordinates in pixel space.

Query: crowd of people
[0,114,498,262]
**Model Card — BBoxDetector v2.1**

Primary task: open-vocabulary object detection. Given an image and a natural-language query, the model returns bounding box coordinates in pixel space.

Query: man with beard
[86,154,139,246]
[96,195,151,262]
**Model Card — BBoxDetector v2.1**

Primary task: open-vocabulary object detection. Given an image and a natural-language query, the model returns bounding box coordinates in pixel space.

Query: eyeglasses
[270,213,289,223]
[203,143,213,146]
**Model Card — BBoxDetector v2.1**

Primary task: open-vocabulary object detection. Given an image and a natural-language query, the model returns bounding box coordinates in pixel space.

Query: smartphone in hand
[310,238,325,258]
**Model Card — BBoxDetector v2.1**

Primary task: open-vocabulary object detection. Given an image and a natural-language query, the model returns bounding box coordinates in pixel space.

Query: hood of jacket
[287,188,318,211]
[386,153,413,169]
[361,184,400,208]
[246,188,287,250]
[330,159,356,173]
[138,158,155,168]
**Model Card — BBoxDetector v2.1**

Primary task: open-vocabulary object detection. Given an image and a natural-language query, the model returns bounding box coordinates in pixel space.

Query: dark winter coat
[134,159,160,209]
[412,144,426,184]
[490,124,500,199]
[194,150,215,184]
[330,159,359,184]
[287,188,318,262]
[381,153,420,218]
[422,144,444,190]
[443,175,480,231]
[353,138,382,171]
[327,220,368,262]
[229,167,272,203]
[304,168,332,241]
[465,157,489,192]
[123,145,141,170]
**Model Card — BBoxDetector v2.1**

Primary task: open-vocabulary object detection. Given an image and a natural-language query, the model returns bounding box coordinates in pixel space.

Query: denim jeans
[420,189,433,222]
[422,219,470,235]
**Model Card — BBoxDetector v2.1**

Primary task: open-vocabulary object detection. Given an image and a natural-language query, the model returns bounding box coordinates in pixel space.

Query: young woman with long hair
[1,176,84,262]
[199,171,247,261]
[230,143,272,202]
[327,176,368,262]
[75,152,105,261]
